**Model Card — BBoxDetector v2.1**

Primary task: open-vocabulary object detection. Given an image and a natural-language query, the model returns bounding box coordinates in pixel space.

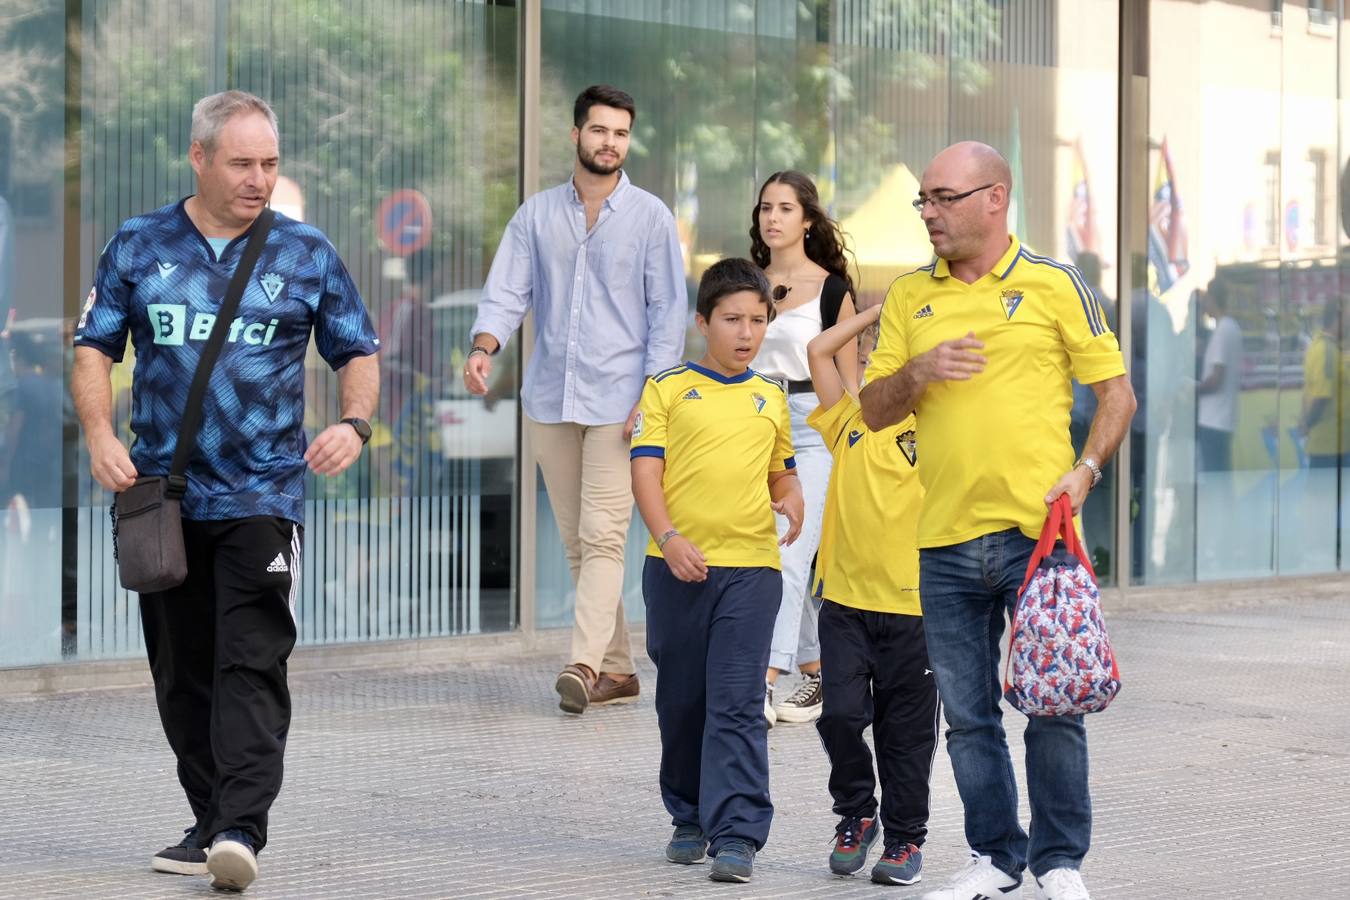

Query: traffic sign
[376,189,433,257]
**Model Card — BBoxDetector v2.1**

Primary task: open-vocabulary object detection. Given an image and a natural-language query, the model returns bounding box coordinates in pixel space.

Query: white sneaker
[1035,867,1092,899]
[764,682,777,728]
[920,852,1019,900]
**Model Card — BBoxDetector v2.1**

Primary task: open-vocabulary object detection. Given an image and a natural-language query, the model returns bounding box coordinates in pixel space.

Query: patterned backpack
[1003,495,1121,716]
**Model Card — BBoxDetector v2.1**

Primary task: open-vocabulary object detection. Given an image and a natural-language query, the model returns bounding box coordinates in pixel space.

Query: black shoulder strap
[167,208,276,494]
[820,273,849,331]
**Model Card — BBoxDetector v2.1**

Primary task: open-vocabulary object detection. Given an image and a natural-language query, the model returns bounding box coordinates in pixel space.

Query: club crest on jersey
[1000,288,1024,320]
[751,392,767,414]
[682,388,702,400]
[847,429,864,448]
[259,272,286,303]
[897,430,917,466]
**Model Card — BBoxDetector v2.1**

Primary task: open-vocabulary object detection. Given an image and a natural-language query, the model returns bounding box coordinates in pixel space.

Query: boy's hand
[663,536,708,582]
[773,491,804,546]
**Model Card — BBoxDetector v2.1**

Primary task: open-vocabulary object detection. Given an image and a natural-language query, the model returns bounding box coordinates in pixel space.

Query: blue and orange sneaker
[871,839,923,886]
[829,815,879,876]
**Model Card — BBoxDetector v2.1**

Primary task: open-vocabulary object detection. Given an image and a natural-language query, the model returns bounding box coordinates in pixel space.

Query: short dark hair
[1206,277,1229,312]
[573,85,636,128]
[696,258,774,322]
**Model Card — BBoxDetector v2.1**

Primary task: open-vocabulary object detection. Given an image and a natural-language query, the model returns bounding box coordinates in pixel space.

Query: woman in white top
[750,170,857,726]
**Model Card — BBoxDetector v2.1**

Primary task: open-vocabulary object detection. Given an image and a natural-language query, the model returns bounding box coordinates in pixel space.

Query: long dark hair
[749,170,855,299]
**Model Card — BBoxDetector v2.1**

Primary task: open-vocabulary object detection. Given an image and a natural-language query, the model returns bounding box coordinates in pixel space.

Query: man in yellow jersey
[804,302,938,887]
[860,142,1135,900]
[1298,298,1347,470]
[631,258,803,885]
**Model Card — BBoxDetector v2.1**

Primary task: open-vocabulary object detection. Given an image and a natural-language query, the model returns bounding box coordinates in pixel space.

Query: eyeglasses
[911,183,996,212]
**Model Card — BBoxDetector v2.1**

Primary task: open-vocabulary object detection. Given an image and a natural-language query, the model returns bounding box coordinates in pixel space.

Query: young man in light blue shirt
[465,85,687,715]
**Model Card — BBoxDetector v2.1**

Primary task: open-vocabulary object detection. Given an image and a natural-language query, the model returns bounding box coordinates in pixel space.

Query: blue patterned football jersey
[74,199,379,523]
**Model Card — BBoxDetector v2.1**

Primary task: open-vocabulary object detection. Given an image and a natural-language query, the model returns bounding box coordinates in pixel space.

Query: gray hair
[190,90,278,153]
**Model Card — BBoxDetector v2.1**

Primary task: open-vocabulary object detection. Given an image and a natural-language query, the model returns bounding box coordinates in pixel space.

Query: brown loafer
[555,664,595,714]
[590,673,640,706]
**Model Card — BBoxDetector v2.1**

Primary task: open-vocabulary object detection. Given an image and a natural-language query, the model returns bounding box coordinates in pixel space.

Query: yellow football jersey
[868,237,1126,548]
[631,361,795,568]
[807,395,922,615]
[1302,331,1348,457]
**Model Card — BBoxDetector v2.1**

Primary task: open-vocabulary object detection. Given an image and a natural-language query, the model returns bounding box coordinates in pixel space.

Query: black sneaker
[773,671,823,723]
[206,829,258,892]
[709,838,756,883]
[151,827,207,876]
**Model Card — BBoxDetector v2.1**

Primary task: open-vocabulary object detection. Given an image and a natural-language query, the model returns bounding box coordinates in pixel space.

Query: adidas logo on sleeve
[266,553,290,574]
[912,304,934,319]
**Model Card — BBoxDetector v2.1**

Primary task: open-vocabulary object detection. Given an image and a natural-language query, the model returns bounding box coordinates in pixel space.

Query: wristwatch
[341,417,372,445]
[1076,456,1103,489]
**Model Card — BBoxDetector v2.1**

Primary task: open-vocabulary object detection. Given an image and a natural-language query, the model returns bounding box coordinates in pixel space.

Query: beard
[577,144,623,176]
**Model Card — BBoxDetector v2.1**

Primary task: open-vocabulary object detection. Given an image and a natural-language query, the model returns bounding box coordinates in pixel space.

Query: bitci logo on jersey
[147,304,280,347]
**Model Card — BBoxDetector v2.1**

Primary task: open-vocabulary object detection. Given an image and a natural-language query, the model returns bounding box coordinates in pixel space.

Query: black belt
[786,380,815,395]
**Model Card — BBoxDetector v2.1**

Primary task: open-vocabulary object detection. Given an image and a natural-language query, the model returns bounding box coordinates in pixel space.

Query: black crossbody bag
[112,209,275,593]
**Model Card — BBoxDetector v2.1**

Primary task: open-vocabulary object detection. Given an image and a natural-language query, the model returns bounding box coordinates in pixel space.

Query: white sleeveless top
[752,291,822,383]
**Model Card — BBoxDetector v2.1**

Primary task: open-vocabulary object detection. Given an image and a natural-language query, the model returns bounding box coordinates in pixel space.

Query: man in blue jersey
[71,91,379,893]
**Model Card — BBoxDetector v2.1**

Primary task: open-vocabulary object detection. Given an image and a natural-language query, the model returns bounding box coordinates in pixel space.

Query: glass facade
[1138,0,1350,582]
[0,1,1345,670]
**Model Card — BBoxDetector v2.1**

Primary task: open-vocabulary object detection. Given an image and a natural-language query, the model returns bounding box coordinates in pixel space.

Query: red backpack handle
[1017,494,1096,598]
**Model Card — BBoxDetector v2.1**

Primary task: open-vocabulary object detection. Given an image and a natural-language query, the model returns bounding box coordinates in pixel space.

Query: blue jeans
[919,529,1091,879]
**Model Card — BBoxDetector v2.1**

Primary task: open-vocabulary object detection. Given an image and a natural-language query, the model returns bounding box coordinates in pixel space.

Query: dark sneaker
[206,829,257,892]
[773,671,823,723]
[665,824,708,864]
[828,815,879,876]
[590,672,640,706]
[871,840,923,885]
[555,664,595,714]
[709,838,756,883]
[151,827,207,876]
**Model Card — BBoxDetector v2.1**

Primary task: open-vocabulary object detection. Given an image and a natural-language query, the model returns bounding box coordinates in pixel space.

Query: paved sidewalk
[2,594,1347,899]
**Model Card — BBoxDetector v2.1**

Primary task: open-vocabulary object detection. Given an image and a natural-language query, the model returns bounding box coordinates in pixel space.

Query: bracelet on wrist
[467,345,491,359]
[656,528,680,550]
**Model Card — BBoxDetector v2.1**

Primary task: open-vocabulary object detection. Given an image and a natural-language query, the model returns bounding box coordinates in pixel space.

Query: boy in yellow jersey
[806,302,938,887]
[631,258,805,885]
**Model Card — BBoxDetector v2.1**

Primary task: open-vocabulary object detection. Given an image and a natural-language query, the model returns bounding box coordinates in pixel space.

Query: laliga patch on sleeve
[77,286,96,330]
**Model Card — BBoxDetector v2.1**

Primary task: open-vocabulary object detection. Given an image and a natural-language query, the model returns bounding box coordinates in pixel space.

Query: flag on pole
[1008,108,1028,240]
[1065,138,1100,264]
[673,151,699,276]
[1147,138,1189,294]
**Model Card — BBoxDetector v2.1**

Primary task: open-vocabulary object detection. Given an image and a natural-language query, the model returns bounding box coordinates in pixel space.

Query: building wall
[0,0,1346,669]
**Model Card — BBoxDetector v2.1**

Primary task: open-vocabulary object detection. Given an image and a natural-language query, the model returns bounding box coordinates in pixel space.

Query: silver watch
[1076,456,1103,489]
